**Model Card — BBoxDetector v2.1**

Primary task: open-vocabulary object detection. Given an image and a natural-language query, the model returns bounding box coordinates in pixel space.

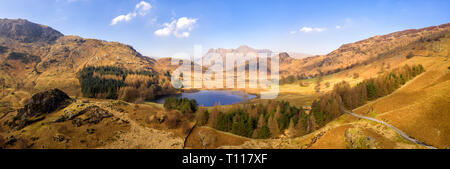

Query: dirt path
[340,106,437,149]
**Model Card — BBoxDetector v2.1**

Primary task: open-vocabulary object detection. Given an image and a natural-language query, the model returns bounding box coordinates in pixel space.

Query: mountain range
[0,18,448,149]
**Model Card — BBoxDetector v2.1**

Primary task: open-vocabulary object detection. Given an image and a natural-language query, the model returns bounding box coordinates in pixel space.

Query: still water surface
[155,90,257,107]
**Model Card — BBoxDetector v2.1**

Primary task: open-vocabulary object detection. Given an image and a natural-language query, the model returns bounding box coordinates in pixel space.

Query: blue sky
[0,0,449,58]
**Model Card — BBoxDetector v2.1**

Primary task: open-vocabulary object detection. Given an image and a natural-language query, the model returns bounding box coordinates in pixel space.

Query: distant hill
[287,52,313,59]
[200,45,274,67]
[280,23,450,78]
[153,23,450,90]
[0,19,63,43]
[0,19,161,100]
[156,22,449,81]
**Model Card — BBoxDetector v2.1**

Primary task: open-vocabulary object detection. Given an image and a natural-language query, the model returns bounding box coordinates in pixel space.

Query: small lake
[155,90,257,107]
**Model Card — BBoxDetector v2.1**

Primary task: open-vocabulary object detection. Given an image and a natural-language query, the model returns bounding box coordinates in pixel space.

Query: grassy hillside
[236,55,448,149]
[185,28,450,149]
[279,23,450,78]
[0,19,166,109]
[353,58,450,148]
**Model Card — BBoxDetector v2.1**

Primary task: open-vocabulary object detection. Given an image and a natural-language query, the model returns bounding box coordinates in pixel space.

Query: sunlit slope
[185,33,450,149]
[216,54,449,149]
[353,58,450,148]
[294,56,449,149]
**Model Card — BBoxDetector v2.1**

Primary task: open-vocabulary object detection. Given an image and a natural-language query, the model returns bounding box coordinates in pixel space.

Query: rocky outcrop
[9,88,72,129]
[345,128,377,149]
[279,52,294,65]
[65,105,113,127]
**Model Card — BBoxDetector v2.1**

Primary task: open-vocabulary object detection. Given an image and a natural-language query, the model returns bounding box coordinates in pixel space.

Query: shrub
[165,111,181,129]
[195,108,209,126]
[163,97,198,114]
[406,52,414,59]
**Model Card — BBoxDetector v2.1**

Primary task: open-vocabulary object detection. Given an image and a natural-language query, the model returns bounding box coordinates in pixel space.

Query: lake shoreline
[154,89,258,107]
[182,88,264,97]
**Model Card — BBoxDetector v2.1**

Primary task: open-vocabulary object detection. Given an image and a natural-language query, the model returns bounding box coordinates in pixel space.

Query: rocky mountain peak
[0,18,63,43]
[235,45,254,52]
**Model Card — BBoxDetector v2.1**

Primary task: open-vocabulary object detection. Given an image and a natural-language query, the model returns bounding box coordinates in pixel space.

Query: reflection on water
[155,90,257,107]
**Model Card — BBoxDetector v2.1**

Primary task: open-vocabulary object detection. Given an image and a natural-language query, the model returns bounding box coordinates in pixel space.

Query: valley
[0,18,449,149]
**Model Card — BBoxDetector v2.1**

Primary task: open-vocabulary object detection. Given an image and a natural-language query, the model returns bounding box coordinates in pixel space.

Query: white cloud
[111,13,137,25]
[336,25,342,29]
[291,26,327,34]
[299,27,313,33]
[136,1,151,16]
[110,1,152,26]
[176,17,196,30]
[154,17,198,38]
[299,27,326,33]
[154,22,174,36]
